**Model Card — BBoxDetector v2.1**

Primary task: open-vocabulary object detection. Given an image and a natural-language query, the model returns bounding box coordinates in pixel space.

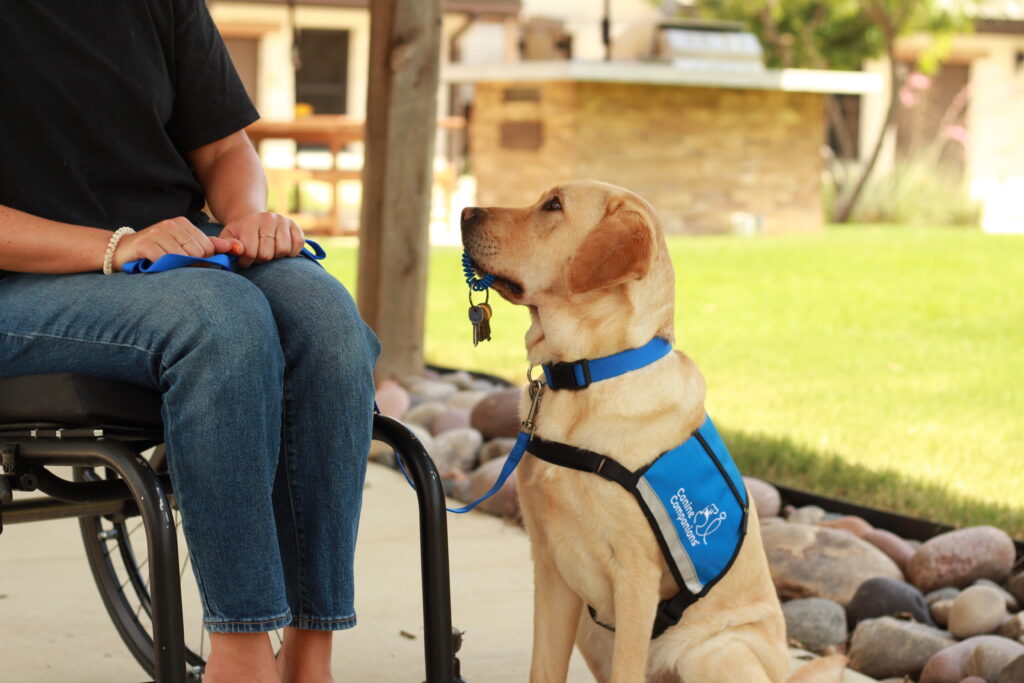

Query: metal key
[477,303,492,344]
[469,305,485,346]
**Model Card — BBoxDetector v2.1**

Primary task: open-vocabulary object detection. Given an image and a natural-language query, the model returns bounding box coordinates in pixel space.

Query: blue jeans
[0,253,381,633]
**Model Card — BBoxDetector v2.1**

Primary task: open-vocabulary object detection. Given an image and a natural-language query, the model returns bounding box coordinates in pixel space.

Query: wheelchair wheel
[77,451,282,681]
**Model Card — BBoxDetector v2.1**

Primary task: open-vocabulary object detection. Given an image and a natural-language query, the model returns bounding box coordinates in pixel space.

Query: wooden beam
[358,0,443,380]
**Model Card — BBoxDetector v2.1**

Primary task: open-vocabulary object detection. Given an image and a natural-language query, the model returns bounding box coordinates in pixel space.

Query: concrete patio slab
[0,463,589,682]
[0,462,875,682]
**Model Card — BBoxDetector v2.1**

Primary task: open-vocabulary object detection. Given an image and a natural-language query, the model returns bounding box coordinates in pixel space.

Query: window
[295,29,350,115]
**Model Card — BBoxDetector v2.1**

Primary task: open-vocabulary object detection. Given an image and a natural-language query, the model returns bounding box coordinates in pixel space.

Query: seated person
[0,3,380,682]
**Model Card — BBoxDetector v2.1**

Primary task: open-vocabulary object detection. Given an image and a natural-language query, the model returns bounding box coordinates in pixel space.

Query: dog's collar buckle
[544,359,592,390]
[540,337,672,391]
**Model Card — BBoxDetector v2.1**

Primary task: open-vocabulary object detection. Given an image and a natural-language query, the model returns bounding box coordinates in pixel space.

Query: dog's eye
[542,196,562,212]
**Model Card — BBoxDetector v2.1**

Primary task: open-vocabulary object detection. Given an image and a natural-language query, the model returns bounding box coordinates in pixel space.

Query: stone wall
[468,81,577,207]
[469,80,826,235]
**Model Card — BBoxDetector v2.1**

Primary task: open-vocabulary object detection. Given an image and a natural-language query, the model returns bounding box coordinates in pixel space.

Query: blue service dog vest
[527,415,748,639]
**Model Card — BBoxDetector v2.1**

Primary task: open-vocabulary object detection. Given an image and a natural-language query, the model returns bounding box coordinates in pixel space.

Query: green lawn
[321,227,1024,537]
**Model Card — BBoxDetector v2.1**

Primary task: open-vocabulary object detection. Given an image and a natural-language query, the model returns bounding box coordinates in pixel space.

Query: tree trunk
[358,0,443,379]
[826,95,856,162]
[831,43,903,223]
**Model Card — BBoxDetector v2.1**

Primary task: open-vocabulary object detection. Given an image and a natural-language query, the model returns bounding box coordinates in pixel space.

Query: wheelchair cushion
[0,373,162,428]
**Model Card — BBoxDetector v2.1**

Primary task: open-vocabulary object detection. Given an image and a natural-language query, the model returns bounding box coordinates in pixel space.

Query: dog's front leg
[608,566,661,683]
[530,553,583,683]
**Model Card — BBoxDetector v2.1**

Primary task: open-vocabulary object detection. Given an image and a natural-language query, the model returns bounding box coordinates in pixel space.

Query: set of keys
[468,300,493,346]
[463,251,497,347]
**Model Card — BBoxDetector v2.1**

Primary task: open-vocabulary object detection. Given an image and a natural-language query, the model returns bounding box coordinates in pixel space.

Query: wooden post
[359,0,442,380]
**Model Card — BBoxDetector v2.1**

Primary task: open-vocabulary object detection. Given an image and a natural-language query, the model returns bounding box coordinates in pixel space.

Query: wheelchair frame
[1,397,463,682]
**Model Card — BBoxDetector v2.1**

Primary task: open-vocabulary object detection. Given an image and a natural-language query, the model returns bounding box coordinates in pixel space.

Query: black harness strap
[588,590,700,640]
[527,437,639,490]
[527,437,701,640]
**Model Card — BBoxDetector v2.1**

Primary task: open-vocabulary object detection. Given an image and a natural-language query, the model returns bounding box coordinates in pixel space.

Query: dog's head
[461,181,675,360]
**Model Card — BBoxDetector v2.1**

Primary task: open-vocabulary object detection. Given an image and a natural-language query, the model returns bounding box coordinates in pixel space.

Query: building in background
[208,0,520,120]
[207,0,881,237]
[446,26,878,236]
[207,0,522,237]
[859,5,1024,233]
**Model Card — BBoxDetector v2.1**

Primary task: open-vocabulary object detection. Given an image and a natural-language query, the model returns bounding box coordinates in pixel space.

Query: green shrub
[833,160,981,226]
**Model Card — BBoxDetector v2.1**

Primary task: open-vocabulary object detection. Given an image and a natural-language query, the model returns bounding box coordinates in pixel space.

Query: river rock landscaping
[374,372,1024,683]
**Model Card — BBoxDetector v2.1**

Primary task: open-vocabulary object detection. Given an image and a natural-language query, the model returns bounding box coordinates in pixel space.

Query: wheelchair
[0,373,465,682]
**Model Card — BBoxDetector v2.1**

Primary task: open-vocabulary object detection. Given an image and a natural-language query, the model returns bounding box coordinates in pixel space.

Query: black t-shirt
[0,0,259,230]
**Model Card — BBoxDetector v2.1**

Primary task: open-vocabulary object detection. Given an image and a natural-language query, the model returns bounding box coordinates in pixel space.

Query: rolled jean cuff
[204,610,292,634]
[289,613,358,632]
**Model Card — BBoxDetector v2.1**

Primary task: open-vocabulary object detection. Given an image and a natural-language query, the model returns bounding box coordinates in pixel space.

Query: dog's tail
[785,654,849,683]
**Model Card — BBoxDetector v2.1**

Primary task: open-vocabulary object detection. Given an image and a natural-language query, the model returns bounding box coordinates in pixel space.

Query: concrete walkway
[0,463,589,682]
[1,463,874,682]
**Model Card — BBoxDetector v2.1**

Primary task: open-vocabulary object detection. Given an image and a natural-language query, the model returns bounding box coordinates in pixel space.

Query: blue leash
[396,378,543,514]
[121,239,327,273]
[395,430,535,514]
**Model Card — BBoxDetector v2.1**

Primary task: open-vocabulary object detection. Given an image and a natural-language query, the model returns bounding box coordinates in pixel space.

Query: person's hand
[111,217,243,271]
[219,212,305,269]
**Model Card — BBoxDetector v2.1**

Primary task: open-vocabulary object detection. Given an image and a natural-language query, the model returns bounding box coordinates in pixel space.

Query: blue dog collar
[122,239,326,273]
[543,337,673,390]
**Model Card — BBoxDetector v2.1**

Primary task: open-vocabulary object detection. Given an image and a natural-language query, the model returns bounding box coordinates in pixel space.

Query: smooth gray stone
[975,578,1021,612]
[908,526,1017,593]
[921,635,1019,683]
[402,400,448,429]
[787,504,826,525]
[848,616,955,679]
[445,389,488,411]
[1008,572,1024,605]
[762,523,904,606]
[926,587,962,606]
[965,639,1024,682]
[478,437,517,464]
[782,597,848,652]
[931,598,954,628]
[406,378,458,404]
[949,585,1008,639]
[999,613,1024,640]
[430,406,471,436]
[470,386,522,440]
[434,427,484,473]
[997,653,1024,683]
[847,576,934,628]
[438,370,477,390]
[743,476,781,518]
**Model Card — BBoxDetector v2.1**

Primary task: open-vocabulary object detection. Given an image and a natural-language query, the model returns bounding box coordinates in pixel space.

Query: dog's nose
[461,207,486,230]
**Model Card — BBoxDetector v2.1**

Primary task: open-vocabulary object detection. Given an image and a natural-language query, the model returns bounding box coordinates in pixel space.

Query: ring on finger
[259,234,276,239]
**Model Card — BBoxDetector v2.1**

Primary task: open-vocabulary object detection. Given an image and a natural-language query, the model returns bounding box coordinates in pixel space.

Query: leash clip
[521,378,546,436]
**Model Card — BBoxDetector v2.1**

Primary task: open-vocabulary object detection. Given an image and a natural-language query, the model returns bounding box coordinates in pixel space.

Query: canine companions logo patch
[670,488,727,546]
[638,417,747,592]
[694,503,727,544]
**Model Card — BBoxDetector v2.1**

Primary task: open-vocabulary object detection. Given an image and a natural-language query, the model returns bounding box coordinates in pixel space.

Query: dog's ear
[567,202,653,295]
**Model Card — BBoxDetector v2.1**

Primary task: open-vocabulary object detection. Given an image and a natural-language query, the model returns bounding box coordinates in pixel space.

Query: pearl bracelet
[103,227,136,275]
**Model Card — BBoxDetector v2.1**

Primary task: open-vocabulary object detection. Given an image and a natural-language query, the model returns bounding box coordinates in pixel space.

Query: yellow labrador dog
[461,181,813,683]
